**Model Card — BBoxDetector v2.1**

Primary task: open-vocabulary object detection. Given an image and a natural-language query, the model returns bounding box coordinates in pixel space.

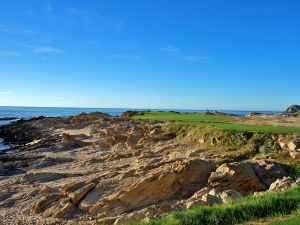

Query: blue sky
[0,0,299,110]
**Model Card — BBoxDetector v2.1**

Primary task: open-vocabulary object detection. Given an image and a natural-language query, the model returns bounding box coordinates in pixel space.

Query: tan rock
[219,189,243,203]
[186,148,205,158]
[52,201,76,219]
[290,150,300,159]
[253,160,287,186]
[79,186,104,211]
[198,138,205,144]
[269,176,296,191]
[22,172,71,183]
[208,162,267,194]
[278,142,286,149]
[201,193,222,205]
[90,159,216,217]
[61,181,86,196]
[33,194,61,214]
[69,183,95,205]
[288,141,300,151]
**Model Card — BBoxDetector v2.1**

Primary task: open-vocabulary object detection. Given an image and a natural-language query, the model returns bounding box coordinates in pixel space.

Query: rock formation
[0,112,295,224]
[286,105,300,114]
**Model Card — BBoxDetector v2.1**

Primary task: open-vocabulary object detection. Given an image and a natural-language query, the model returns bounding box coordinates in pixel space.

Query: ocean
[0,106,282,119]
[0,106,282,151]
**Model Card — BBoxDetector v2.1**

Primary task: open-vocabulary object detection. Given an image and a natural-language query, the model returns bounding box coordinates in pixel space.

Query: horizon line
[0,105,283,112]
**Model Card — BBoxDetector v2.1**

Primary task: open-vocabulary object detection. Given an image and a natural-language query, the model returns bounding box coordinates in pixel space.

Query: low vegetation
[132,187,300,225]
[132,111,300,134]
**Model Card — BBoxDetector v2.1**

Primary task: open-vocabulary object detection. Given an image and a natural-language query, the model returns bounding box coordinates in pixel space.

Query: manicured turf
[132,111,300,134]
[132,187,300,225]
[132,111,232,122]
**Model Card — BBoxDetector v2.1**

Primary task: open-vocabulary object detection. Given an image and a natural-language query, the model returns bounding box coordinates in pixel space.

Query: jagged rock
[186,148,205,158]
[208,161,287,194]
[52,201,76,219]
[288,140,300,151]
[114,203,173,224]
[39,186,56,194]
[278,142,286,149]
[201,193,222,205]
[69,183,95,205]
[286,105,300,113]
[79,186,105,211]
[22,172,72,183]
[126,132,144,147]
[61,181,86,196]
[209,162,267,194]
[290,150,300,159]
[253,160,287,186]
[90,159,216,217]
[185,199,206,209]
[219,189,243,203]
[33,194,61,214]
[42,198,72,218]
[269,176,297,191]
[35,157,74,169]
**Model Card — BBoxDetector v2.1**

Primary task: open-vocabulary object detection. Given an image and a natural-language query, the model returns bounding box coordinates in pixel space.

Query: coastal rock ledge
[0,112,294,224]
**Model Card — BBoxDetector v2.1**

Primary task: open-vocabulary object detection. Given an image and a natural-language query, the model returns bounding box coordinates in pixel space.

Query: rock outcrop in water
[286,105,300,113]
[0,112,293,224]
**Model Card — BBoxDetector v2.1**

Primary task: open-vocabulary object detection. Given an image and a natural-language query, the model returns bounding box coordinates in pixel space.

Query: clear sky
[0,0,299,110]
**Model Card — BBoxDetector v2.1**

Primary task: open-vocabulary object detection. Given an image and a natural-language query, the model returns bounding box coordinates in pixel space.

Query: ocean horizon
[0,106,283,120]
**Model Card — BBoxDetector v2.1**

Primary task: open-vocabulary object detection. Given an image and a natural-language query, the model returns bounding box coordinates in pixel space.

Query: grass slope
[132,111,300,134]
[132,188,300,225]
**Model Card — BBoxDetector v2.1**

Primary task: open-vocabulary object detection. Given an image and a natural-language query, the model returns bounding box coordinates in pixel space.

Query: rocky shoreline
[0,112,299,224]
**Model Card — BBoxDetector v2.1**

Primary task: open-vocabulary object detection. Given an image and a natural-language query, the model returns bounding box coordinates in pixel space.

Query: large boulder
[90,159,216,217]
[286,105,300,113]
[208,161,287,194]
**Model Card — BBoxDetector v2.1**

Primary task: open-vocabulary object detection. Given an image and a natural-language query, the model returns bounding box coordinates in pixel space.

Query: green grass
[132,187,300,225]
[133,111,232,123]
[269,212,300,225]
[132,111,300,134]
[285,164,300,179]
[216,123,300,134]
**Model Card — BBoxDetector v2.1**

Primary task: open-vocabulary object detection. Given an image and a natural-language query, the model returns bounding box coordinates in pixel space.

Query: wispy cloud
[112,54,141,60]
[66,8,92,24]
[13,43,63,55]
[0,91,13,95]
[33,47,63,54]
[160,45,179,55]
[0,51,22,57]
[179,55,208,62]
[96,14,124,32]
[160,45,208,63]
[0,28,39,36]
